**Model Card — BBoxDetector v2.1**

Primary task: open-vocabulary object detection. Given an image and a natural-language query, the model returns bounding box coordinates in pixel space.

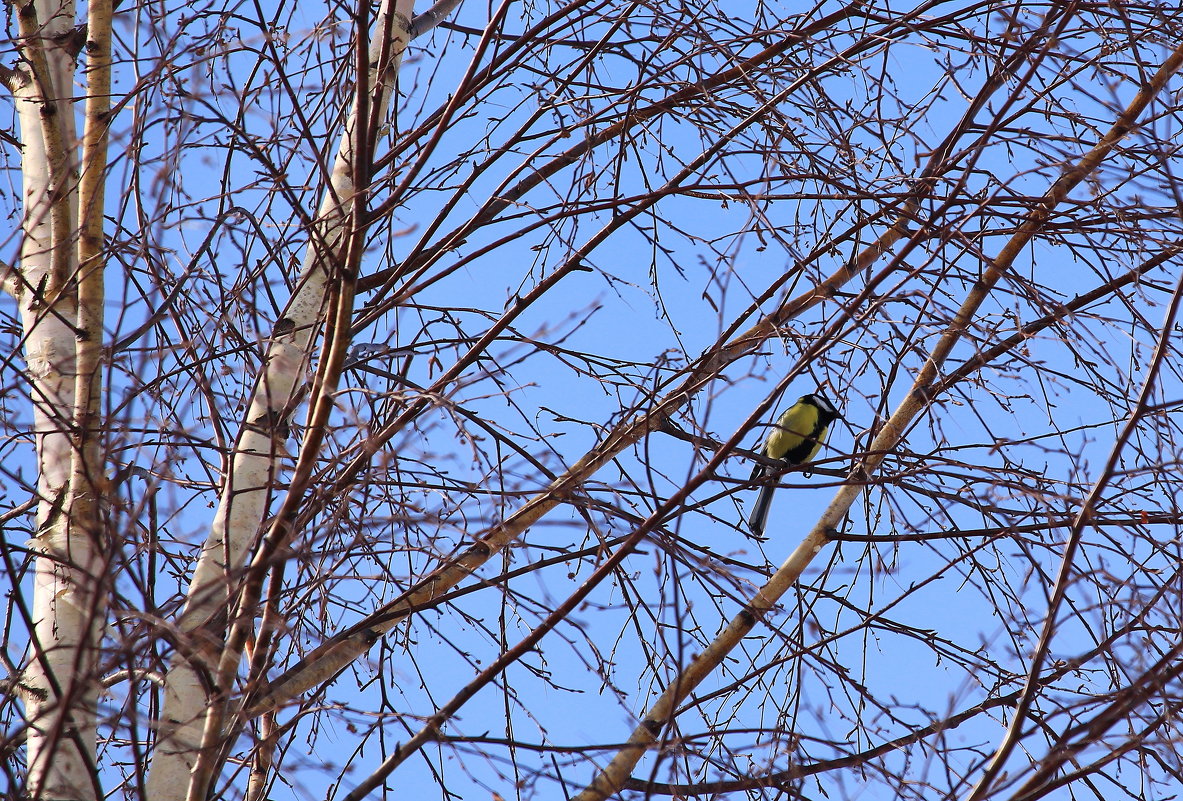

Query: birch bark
[143,2,416,798]
[5,0,109,798]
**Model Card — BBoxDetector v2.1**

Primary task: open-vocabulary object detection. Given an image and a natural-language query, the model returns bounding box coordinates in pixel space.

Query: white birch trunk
[144,2,416,797]
[9,0,106,797]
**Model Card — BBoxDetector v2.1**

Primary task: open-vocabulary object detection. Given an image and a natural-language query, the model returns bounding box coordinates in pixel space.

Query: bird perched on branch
[747,393,841,537]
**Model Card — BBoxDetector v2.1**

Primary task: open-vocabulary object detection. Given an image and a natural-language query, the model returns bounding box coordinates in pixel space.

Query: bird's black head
[802,393,841,425]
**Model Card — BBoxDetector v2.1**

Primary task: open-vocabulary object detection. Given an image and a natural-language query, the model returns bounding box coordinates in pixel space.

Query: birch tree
[4,1,1183,800]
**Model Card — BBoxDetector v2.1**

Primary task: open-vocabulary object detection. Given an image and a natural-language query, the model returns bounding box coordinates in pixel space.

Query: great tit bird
[747,393,840,537]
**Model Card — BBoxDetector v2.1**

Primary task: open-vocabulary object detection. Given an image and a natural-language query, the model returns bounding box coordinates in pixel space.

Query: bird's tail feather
[747,483,776,537]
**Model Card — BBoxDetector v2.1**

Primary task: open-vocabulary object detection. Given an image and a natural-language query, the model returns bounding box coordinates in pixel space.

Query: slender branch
[572,29,1183,801]
[246,18,915,716]
[356,1,875,296]
[966,244,1183,801]
[145,2,416,799]
[409,0,463,39]
[963,40,1183,801]
[1006,639,1183,801]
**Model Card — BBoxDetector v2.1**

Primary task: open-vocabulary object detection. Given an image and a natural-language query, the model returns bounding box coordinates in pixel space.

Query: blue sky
[4,0,1183,799]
